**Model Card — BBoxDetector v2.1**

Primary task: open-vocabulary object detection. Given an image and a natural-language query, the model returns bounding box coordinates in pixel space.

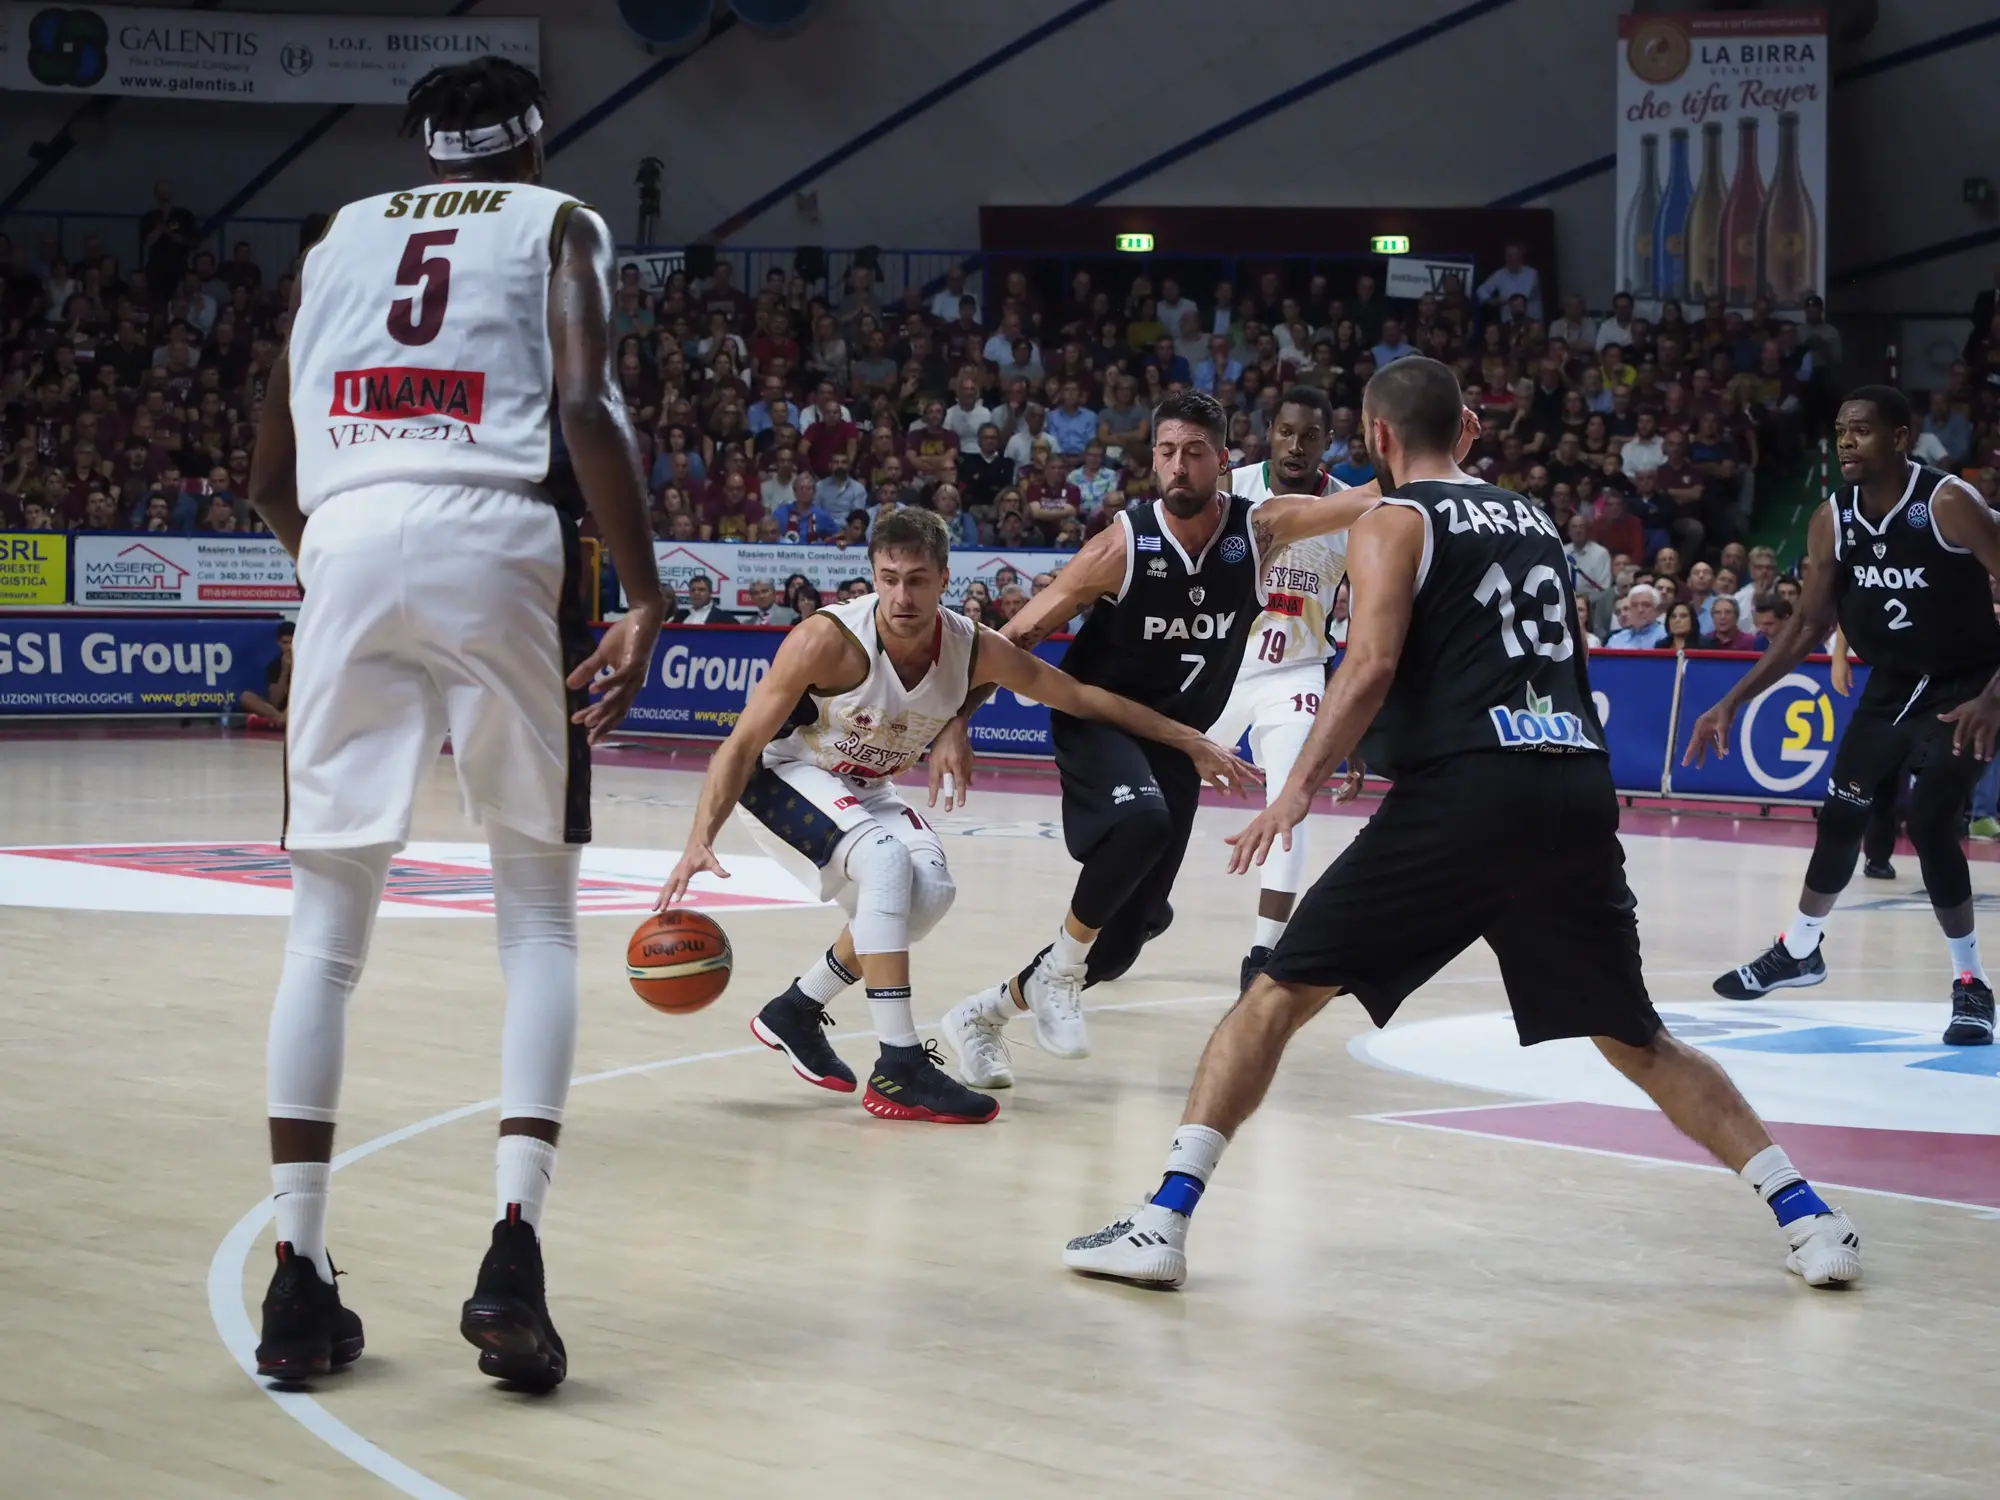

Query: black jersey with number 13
[1358,479,1605,778]
[1830,462,2000,685]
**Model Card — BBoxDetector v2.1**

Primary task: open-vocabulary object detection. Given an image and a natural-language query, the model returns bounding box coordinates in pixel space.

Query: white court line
[207,992,1235,1500]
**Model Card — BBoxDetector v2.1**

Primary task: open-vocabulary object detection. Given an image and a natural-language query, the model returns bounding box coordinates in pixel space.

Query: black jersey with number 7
[1358,479,1605,779]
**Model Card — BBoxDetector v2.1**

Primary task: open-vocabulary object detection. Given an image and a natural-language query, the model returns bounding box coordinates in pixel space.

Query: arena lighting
[1370,234,1412,254]
[1114,232,1154,253]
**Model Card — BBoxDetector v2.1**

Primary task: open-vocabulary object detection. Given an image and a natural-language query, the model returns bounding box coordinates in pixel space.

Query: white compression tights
[1256,721,1311,897]
[266,826,582,1127]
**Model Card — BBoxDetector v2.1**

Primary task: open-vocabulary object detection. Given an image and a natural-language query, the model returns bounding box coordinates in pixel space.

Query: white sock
[1164,1123,1228,1185]
[1051,921,1093,974]
[1253,915,1287,950]
[1947,931,1988,983]
[799,946,859,1004]
[1782,912,1826,960]
[495,1135,558,1231]
[1739,1143,1801,1201]
[272,1160,332,1282]
[867,983,919,1047]
[975,982,1017,1024]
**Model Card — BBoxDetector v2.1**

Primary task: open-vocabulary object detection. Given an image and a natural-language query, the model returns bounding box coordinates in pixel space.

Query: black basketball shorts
[1824,665,1998,808]
[1263,750,1662,1047]
[1051,711,1201,861]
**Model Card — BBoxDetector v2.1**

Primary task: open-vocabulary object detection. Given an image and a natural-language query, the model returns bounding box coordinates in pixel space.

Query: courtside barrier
[0,615,281,717]
[617,629,1862,807]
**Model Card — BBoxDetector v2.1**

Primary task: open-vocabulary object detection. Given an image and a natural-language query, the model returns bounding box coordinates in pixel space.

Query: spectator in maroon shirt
[905,399,959,489]
[703,472,763,542]
[1023,453,1081,538]
[1592,490,1645,563]
[748,307,799,375]
[700,261,751,330]
[800,388,858,477]
[1706,595,1750,651]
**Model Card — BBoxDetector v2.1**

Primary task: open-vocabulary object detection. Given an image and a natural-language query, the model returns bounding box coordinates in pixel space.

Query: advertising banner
[0,532,66,605]
[1585,649,1680,796]
[1670,654,1861,800]
[72,534,299,609]
[0,615,277,717]
[1615,10,1827,315]
[0,5,538,104]
[1384,255,1475,302]
[631,541,1075,612]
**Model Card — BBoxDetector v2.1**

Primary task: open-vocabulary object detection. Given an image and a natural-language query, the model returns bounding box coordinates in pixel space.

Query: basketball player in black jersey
[1065,357,1861,1291]
[1688,386,2000,1046]
[932,391,1375,1088]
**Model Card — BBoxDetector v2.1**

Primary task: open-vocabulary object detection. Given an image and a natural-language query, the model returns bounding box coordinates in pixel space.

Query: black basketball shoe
[255,1242,365,1379]
[751,984,856,1093]
[1713,937,1827,1000]
[1145,901,1175,942]
[460,1208,566,1390]
[1239,945,1273,996]
[1864,858,1896,880]
[1945,975,1996,1046]
[863,1040,1000,1123]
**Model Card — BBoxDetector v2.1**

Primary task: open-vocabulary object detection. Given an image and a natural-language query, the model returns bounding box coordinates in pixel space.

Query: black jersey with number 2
[1358,479,1605,778]
[1058,495,1266,730]
[1830,463,2000,685]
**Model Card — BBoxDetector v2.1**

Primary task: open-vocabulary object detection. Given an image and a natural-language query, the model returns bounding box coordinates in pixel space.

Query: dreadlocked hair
[400,56,546,141]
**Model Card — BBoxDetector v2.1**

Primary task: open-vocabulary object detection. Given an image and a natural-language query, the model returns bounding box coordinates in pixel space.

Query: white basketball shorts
[1207,661,1327,769]
[285,481,592,851]
[735,760,946,907]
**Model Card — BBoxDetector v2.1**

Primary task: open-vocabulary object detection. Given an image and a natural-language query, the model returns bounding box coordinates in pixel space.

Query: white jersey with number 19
[1228,461,1349,682]
[289,181,579,513]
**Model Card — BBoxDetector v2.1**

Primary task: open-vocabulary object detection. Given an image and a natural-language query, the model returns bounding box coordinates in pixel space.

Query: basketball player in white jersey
[1216,386,1360,992]
[657,508,1253,1122]
[245,59,665,1390]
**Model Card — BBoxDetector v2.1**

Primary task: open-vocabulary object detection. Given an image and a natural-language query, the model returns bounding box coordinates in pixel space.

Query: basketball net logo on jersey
[1227,462,1347,679]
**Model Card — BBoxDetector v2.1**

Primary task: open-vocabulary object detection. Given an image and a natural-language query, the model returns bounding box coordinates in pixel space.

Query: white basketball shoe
[1020,949,1089,1059]
[1785,1209,1863,1287]
[939,992,1014,1089]
[1063,1202,1188,1287]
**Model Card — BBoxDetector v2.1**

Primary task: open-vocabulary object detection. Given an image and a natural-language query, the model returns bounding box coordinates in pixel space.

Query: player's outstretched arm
[1225,503,1420,875]
[1251,482,1381,556]
[657,618,860,908]
[1683,503,1838,766]
[551,204,666,744]
[1929,481,2000,757]
[973,629,1258,794]
[249,277,307,557]
[928,522,1128,810]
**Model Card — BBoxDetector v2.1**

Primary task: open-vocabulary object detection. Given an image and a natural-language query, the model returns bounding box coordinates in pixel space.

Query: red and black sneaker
[459,1207,566,1391]
[750,985,857,1093]
[255,1242,364,1379]
[863,1040,1000,1123]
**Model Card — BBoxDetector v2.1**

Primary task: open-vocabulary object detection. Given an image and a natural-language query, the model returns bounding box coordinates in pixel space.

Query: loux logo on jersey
[1489,686,1598,749]
[1849,564,1926,590]
[1142,611,1237,642]
[331,367,486,422]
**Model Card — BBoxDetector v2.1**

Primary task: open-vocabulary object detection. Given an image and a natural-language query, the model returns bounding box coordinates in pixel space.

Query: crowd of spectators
[9,185,2000,652]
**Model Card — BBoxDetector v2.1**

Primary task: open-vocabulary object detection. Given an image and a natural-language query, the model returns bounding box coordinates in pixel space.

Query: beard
[1162,479,1215,517]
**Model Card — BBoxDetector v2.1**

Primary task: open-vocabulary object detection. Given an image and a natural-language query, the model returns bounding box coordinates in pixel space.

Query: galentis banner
[1615,9,1826,316]
[0,4,538,103]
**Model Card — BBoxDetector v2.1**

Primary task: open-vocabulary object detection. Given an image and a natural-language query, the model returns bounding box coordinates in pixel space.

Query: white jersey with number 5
[289,181,581,512]
[1229,461,1349,682]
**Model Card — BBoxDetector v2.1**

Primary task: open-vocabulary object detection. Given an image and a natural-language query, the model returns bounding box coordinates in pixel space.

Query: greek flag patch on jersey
[1135,534,1162,552]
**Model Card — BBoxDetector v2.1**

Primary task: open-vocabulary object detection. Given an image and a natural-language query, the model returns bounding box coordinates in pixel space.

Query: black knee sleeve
[1907,770,1974,909]
[1069,805,1176,931]
[1804,785,1873,895]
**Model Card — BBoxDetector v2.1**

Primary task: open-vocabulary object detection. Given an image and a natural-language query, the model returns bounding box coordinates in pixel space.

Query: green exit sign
[1371,234,1411,255]
[1115,232,1154,253]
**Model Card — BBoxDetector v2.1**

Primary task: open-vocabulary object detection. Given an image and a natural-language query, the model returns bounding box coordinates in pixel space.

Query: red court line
[1382,1101,2000,1210]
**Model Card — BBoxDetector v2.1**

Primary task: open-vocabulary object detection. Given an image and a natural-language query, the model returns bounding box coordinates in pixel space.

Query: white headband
[424,105,542,161]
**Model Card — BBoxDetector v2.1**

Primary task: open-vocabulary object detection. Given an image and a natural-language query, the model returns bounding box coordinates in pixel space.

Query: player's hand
[1829,650,1852,697]
[1224,785,1310,875]
[1940,693,2000,761]
[656,841,726,910]
[1333,759,1365,804]
[1186,736,1261,796]
[1682,702,1733,767]
[569,603,663,746]
[928,719,975,810]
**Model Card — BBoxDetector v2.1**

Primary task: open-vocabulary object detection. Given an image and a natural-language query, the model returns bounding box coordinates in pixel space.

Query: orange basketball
[626,910,733,1014]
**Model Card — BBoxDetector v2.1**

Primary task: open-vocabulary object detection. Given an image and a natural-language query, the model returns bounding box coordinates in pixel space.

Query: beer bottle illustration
[1720,115,1765,306]
[1685,121,1725,302]
[1758,111,1818,306]
[1623,133,1662,297]
[1651,127,1693,303]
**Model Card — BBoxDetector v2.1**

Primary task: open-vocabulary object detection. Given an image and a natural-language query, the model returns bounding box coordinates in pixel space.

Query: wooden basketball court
[3,730,1995,1498]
